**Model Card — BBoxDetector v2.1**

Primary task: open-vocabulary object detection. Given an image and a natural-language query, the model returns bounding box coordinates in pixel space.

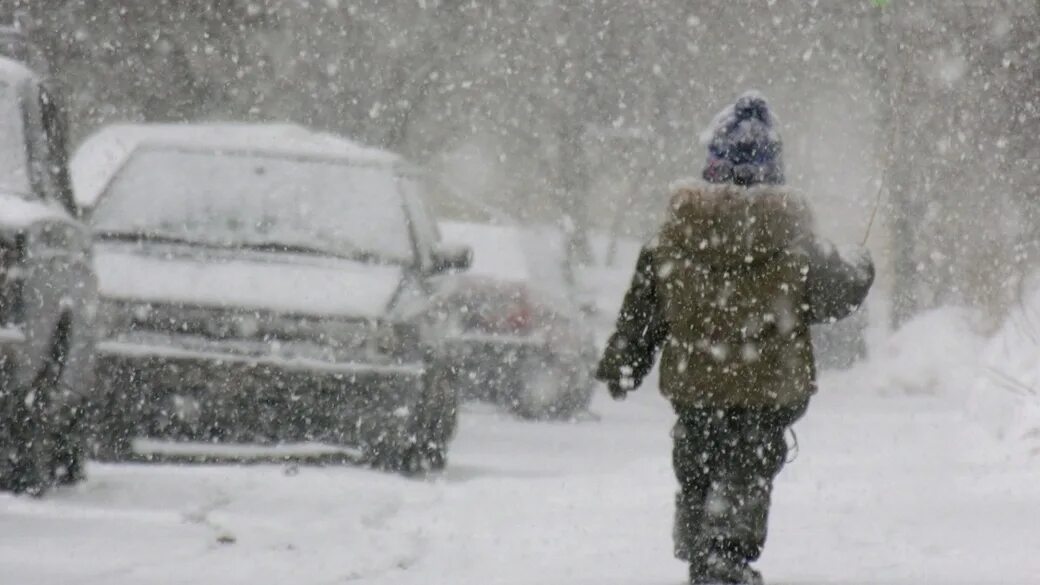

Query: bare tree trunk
[554,1,593,265]
[883,2,917,326]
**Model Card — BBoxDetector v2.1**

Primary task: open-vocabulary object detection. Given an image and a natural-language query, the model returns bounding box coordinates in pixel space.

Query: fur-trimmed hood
[658,181,813,269]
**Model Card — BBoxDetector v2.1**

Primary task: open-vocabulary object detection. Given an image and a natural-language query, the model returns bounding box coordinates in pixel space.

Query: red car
[436,222,597,420]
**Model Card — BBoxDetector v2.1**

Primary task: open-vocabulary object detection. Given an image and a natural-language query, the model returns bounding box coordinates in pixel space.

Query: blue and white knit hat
[701,91,784,186]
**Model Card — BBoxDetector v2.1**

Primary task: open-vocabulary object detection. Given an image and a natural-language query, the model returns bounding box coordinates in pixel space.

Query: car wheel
[91,404,134,461]
[424,365,459,447]
[389,365,456,476]
[0,326,70,495]
[88,367,136,461]
[0,389,51,495]
[49,409,86,486]
[398,444,447,476]
[370,435,447,476]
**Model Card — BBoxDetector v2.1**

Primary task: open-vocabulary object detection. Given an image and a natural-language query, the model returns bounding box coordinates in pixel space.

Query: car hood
[94,246,404,319]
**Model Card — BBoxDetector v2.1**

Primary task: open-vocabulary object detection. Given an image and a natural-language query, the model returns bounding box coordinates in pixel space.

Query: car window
[91,147,416,264]
[0,79,30,197]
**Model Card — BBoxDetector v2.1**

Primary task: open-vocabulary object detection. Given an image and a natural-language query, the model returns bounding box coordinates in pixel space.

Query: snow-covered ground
[4,319,1040,584]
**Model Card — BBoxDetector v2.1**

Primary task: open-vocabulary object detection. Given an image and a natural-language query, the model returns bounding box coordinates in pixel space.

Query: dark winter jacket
[596,182,874,409]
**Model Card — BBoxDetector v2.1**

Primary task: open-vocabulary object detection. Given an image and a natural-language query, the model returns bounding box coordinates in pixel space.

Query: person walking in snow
[596,92,874,585]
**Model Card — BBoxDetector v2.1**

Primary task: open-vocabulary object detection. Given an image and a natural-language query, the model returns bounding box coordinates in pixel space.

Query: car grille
[108,301,372,351]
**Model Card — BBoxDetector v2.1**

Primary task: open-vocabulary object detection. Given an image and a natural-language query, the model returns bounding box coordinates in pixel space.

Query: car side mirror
[431,242,472,274]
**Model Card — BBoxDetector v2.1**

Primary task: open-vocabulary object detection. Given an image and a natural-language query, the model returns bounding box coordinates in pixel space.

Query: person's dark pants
[672,403,806,571]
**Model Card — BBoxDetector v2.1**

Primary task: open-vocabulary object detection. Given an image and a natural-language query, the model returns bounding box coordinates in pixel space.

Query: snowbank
[969,279,1040,451]
[834,299,1040,457]
[854,306,986,397]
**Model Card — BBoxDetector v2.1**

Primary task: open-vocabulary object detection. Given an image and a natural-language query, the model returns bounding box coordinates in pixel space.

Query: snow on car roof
[70,122,401,209]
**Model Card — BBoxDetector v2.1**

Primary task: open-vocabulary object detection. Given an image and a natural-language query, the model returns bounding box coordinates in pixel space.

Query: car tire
[49,412,85,486]
[0,324,71,496]
[49,321,88,486]
[87,361,136,462]
[0,389,51,495]
[398,443,447,476]
[374,433,448,476]
[382,364,456,476]
[89,394,134,462]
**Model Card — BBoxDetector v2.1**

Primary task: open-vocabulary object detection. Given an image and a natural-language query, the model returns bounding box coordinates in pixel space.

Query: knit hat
[702,91,784,186]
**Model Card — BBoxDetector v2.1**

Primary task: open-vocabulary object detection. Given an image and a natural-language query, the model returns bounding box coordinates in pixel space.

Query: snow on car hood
[94,248,403,318]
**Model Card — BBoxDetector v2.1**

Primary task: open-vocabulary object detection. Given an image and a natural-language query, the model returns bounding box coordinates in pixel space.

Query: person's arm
[595,245,669,399]
[805,238,875,325]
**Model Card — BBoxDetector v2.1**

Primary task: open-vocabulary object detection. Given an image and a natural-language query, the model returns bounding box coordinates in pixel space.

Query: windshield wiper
[95,230,200,247]
[237,241,386,264]
[97,231,391,264]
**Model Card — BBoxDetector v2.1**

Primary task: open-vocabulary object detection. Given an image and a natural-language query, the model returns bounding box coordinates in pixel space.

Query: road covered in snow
[4,312,1040,585]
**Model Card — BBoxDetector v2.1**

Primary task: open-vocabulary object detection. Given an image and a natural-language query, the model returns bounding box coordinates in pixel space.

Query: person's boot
[674,492,700,561]
[697,551,763,585]
[688,561,713,585]
[686,547,713,584]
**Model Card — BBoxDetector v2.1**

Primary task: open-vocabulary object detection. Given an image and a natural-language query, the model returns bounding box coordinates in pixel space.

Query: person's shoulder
[663,179,737,222]
[744,184,812,217]
[739,186,815,241]
[665,178,730,208]
[663,179,812,223]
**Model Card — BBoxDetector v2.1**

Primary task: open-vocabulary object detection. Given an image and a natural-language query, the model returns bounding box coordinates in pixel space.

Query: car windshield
[90,147,415,264]
[0,80,30,196]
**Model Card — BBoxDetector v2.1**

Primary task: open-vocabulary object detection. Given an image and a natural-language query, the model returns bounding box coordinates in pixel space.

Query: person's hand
[608,381,628,401]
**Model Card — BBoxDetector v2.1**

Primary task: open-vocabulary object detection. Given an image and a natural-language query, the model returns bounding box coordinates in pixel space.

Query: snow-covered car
[436,221,597,419]
[0,57,97,494]
[71,123,471,472]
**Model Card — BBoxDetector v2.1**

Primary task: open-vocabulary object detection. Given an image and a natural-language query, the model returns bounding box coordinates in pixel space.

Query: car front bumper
[95,332,427,449]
